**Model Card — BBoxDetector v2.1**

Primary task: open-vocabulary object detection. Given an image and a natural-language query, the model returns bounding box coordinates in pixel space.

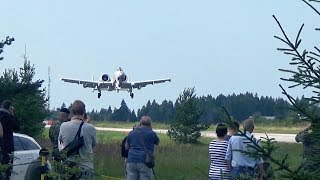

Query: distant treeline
[52,92,293,123]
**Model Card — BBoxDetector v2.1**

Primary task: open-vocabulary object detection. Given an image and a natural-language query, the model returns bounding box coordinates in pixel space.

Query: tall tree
[130,110,137,122]
[167,87,209,144]
[112,99,131,121]
[0,57,47,137]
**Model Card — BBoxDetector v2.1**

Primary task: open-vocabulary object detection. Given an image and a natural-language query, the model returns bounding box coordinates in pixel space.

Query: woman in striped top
[209,124,230,180]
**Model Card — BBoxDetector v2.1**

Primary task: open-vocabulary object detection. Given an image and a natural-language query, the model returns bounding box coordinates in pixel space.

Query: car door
[11,136,40,180]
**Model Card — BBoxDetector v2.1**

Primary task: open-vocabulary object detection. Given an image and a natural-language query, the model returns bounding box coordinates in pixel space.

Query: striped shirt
[209,140,230,180]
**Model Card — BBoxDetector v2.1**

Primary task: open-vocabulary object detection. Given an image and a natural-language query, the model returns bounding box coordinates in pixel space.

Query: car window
[13,136,24,151]
[19,137,40,150]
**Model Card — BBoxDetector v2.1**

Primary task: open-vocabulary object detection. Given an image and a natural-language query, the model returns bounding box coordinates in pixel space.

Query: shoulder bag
[137,129,155,168]
[62,122,84,157]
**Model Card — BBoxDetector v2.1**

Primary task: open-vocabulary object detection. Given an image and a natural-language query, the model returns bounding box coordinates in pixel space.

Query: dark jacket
[0,108,20,154]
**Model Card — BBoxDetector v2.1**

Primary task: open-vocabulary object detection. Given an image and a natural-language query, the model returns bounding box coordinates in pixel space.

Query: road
[94,127,297,143]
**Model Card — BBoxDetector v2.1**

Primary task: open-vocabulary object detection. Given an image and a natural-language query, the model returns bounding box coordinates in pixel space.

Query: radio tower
[47,66,51,110]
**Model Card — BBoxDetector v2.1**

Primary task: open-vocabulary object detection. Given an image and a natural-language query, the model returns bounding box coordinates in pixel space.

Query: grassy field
[92,132,302,180]
[38,130,303,180]
[93,120,307,134]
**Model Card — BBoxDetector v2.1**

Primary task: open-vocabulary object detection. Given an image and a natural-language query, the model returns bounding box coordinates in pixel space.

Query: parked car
[11,133,50,180]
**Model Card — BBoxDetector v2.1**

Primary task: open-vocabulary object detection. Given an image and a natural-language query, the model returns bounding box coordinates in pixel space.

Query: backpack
[121,136,128,158]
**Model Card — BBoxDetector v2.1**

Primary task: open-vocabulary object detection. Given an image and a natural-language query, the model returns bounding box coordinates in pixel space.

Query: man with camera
[0,100,20,180]
[58,100,96,179]
[49,107,70,159]
[125,116,160,180]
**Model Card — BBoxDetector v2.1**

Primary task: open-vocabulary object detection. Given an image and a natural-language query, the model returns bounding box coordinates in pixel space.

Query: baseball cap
[60,108,70,114]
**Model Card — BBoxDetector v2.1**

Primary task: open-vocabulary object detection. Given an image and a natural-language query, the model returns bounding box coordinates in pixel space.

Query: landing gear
[98,92,101,98]
[130,92,134,99]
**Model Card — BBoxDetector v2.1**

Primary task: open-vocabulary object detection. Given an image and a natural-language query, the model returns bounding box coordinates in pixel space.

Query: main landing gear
[130,92,134,99]
[98,92,101,98]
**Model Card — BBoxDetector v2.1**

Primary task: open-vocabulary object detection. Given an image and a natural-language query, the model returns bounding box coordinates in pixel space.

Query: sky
[0,0,319,112]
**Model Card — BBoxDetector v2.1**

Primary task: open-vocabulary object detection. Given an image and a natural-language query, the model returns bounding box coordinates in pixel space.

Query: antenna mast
[23,44,28,60]
[48,66,51,110]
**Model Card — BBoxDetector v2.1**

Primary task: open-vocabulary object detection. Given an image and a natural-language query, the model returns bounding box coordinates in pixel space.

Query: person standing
[59,100,96,179]
[49,108,70,158]
[295,123,319,173]
[209,124,230,180]
[125,116,159,180]
[0,100,20,180]
[225,119,263,180]
[225,121,240,141]
[24,148,51,180]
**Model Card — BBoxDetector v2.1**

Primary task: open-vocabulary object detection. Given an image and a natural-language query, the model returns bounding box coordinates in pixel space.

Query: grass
[93,134,213,180]
[93,120,307,134]
[38,130,303,180]
[270,143,303,178]
[254,125,304,134]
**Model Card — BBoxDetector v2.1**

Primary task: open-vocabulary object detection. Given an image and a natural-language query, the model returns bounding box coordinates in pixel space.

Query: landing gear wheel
[130,93,134,99]
[98,92,101,98]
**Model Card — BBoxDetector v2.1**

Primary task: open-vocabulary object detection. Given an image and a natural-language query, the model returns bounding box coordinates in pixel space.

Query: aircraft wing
[131,78,171,89]
[60,78,113,89]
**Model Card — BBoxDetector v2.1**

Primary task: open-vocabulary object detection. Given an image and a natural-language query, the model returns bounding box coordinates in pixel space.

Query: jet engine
[101,74,110,81]
[118,74,127,82]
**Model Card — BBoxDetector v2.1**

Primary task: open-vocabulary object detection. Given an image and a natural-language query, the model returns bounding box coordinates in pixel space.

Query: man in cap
[49,107,70,159]
[125,116,160,180]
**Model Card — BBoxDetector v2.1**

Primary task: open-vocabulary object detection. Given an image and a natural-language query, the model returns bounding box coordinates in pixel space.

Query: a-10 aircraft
[60,67,171,98]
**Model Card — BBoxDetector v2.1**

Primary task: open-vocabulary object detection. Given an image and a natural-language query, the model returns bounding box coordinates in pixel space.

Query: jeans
[231,166,254,180]
[126,162,152,180]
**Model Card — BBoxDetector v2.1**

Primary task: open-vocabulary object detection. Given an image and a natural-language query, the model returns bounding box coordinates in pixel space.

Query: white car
[11,133,49,180]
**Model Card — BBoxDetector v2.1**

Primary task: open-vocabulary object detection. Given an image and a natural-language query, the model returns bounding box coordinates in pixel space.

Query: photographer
[58,100,96,179]
[125,116,159,180]
[0,100,20,180]
[49,107,70,158]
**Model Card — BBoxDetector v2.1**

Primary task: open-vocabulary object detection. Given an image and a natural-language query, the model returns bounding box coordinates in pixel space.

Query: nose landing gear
[98,92,101,98]
[130,92,134,99]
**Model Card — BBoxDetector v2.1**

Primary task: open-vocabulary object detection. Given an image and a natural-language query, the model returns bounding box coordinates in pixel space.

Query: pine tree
[113,99,131,121]
[130,110,137,122]
[0,56,47,137]
[61,102,66,109]
[272,1,320,177]
[167,87,209,144]
[223,1,320,179]
[0,36,14,61]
